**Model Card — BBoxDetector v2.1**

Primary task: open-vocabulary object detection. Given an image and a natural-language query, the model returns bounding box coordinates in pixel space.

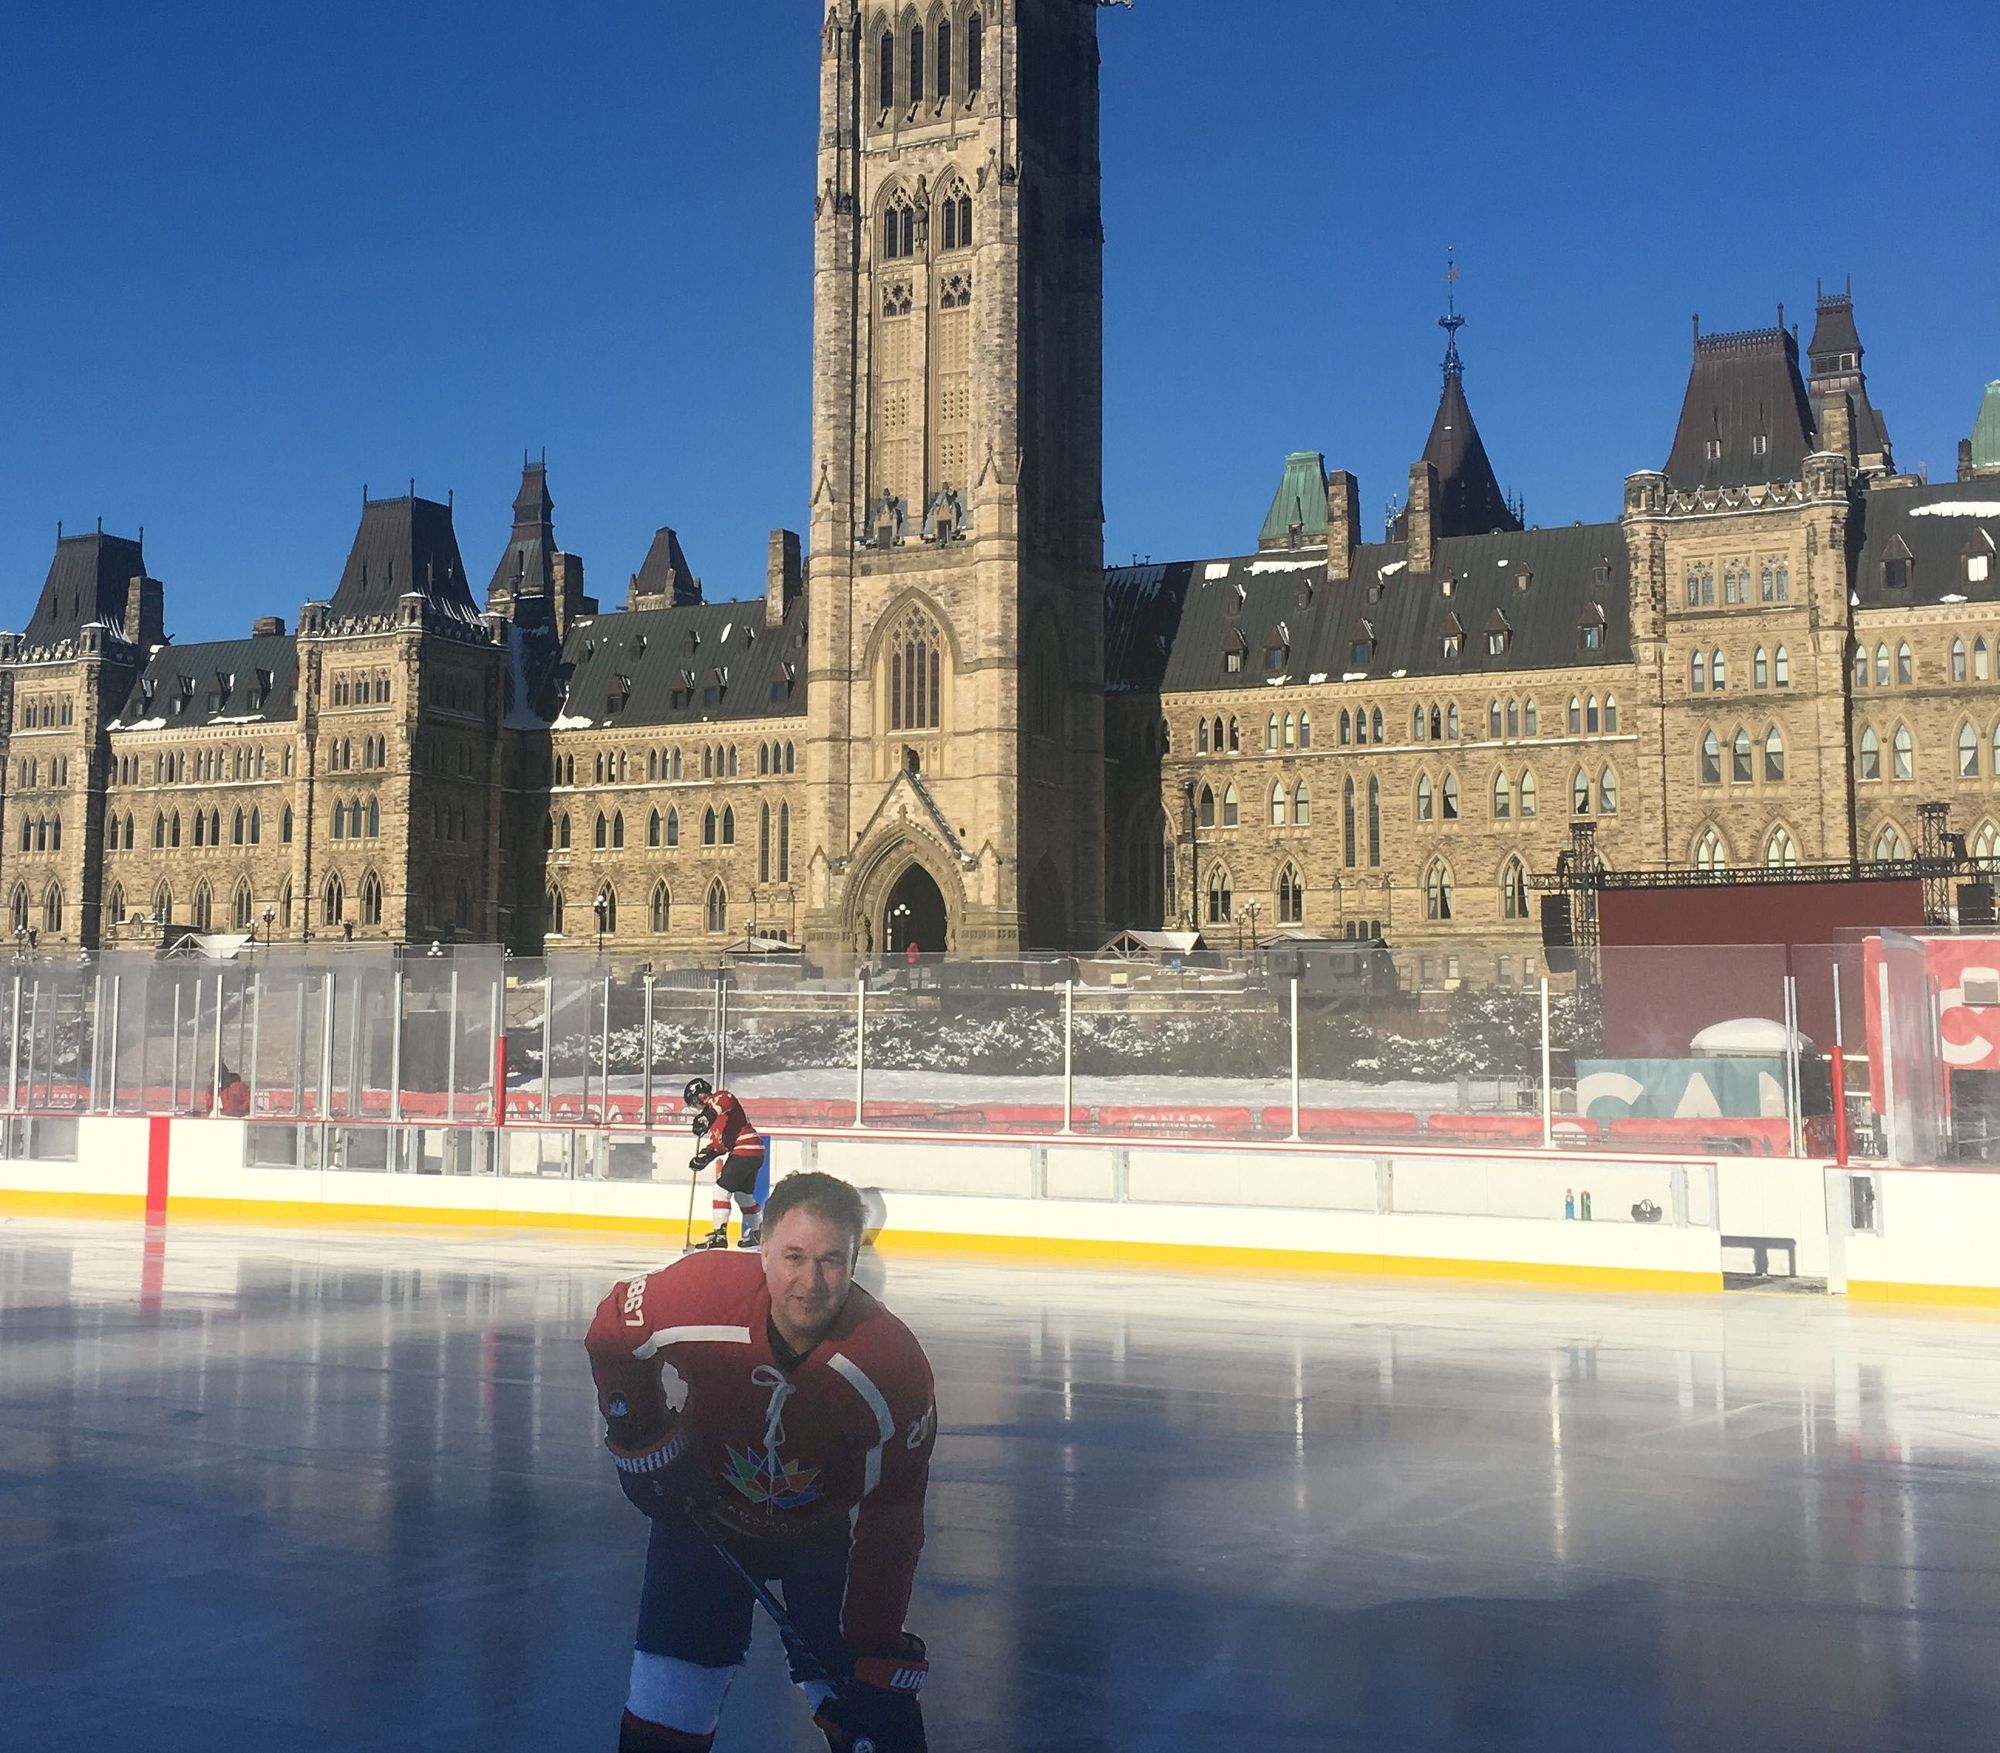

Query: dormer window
[1882,535,1913,592]
[1578,604,1607,652]
[1442,633,1463,660]
[1967,531,1995,586]
[1439,576,1455,597]
[1488,629,1510,657]
[1263,623,1289,673]
[1752,434,1769,457]
[1349,621,1374,668]
[1705,438,1722,461]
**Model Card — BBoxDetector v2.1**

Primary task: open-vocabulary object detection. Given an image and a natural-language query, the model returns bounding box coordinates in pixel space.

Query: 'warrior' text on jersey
[585,1250,936,1651]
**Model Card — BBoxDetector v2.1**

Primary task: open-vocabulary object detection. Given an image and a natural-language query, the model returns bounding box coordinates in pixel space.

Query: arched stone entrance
[883,863,948,955]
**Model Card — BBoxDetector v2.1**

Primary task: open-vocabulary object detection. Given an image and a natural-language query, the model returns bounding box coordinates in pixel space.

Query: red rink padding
[965,1104,1082,1132]
[1260,1106,1422,1138]
[1097,1105,1257,1134]
[1606,1115,1790,1156]
[1422,1113,1551,1144]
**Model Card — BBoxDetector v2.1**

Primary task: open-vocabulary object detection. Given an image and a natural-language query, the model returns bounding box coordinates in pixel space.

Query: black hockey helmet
[683,1077,714,1108]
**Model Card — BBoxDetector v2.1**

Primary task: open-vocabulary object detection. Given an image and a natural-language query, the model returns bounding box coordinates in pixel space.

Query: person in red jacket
[683,1077,765,1250]
[586,1171,935,1753]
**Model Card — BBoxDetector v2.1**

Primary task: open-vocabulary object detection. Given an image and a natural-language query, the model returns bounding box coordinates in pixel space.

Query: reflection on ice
[2,1222,1999,1750]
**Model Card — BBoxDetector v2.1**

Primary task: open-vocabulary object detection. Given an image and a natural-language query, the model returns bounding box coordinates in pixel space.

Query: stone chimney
[1326,472,1359,584]
[766,530,803,627]
[552,552,594,639]
[252,615,286,637]
[1818,391,1854,464]
[1406,462,1439,578]
[124,574,163,651]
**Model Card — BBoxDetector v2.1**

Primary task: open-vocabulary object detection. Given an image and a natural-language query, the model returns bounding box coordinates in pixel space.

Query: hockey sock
[712,1195,732,1228]
[734,1195,761,1222]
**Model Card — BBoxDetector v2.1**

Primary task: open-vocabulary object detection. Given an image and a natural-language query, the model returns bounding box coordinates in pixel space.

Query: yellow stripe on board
[0,1190,148,1219]
[1,1186,1720,1293]
[1847,1279,2000,1310]
[864,1225,1722,1294]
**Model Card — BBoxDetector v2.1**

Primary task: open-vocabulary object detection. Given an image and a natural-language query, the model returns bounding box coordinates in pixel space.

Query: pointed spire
[1438,244,1466,383]
[1406,255,1521,539]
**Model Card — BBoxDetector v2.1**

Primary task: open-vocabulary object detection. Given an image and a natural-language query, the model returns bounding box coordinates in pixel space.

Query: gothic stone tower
[803,1,1107,954]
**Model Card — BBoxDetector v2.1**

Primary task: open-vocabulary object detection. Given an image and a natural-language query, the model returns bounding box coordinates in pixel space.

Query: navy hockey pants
[636,1510,854,1685]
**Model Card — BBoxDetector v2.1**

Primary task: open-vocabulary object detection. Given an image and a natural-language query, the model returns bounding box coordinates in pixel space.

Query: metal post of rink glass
[8,971,21,1111]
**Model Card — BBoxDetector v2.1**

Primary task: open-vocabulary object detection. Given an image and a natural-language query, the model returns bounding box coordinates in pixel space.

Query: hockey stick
[678,1496,845,1697]
[683,1165,699,1252]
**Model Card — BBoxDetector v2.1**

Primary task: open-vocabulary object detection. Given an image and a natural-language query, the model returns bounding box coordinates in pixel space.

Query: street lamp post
[592,892,608,958]
[260,905,275,950]
[1243,900,1262,954]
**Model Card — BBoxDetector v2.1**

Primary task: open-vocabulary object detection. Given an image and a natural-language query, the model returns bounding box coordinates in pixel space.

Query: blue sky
[3,2,1995,643]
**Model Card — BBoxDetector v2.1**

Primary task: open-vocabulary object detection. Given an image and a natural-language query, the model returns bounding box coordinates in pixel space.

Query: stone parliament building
[4,0,2000,978]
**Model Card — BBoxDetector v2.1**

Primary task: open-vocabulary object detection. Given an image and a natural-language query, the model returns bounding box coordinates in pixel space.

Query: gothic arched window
[886,606,943,730]
[360,872,383,927]
[1501,857,1529,920]
[878,27,895,110]
[650,882,671,934]
[192,881,212,932]
[323,873,344,926]
[1206,866,1232,925]
[966,10,983,92]
[705,880,728,935]
[1766,827,1800,868]
[1424,859,1453,921]
[547,887,564,935]
[1277,863,1303,925]
[1294,781,1310,826]
[882,189,915,260]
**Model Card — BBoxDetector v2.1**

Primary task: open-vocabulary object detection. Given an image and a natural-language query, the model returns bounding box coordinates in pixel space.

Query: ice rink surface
[4,1220,2000,1752]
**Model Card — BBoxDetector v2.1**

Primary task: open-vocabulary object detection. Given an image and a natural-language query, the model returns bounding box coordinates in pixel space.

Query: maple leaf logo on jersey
[722,1445,824,1510]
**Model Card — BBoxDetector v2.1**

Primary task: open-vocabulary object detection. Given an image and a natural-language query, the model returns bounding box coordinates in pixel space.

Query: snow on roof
[1909,502,2000,518]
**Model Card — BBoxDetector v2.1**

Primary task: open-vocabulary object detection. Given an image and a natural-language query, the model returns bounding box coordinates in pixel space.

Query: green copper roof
[1258,451,1328,548]
[1974,380,2000,470]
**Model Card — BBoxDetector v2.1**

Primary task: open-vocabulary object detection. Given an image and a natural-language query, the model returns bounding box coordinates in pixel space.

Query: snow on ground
[516,1066,1487,1112]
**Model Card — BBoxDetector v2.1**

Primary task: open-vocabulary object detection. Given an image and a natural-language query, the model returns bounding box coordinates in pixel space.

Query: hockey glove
[688,1146,718,1175]
[606,1412,703,1520]
[814,1635,928,1753]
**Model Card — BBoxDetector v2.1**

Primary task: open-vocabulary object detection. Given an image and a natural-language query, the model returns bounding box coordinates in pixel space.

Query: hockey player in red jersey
[683,1077,766,1250]
[586,1170,936,1752]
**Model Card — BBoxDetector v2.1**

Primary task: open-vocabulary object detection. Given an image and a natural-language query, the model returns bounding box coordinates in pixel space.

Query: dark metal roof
[1806,293,1863,363]
[1805,291,1891,462]
[331,495,480,626]
[485,463,558,614]
[1416,369,1520,537]
[115,635,299,729]
[551,594,806,730]
[1106,522,1632,696]
[1665,323,1817,490]
[631,527,703,607]
[21,530,145,646]
[1852,480,2000,612]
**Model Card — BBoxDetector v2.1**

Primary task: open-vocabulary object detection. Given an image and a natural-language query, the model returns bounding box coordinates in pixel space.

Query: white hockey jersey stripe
[634,1324,753,1361]
[829,1351,894,1498]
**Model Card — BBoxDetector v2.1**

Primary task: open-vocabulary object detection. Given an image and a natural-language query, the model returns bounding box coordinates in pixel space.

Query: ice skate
[736,1223,762,1249]
[692,1225,730,1252]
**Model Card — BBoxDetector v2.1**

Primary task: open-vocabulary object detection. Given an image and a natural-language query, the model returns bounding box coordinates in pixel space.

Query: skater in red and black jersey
[683,1077,766,1250]
[586,1171,936,1753]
